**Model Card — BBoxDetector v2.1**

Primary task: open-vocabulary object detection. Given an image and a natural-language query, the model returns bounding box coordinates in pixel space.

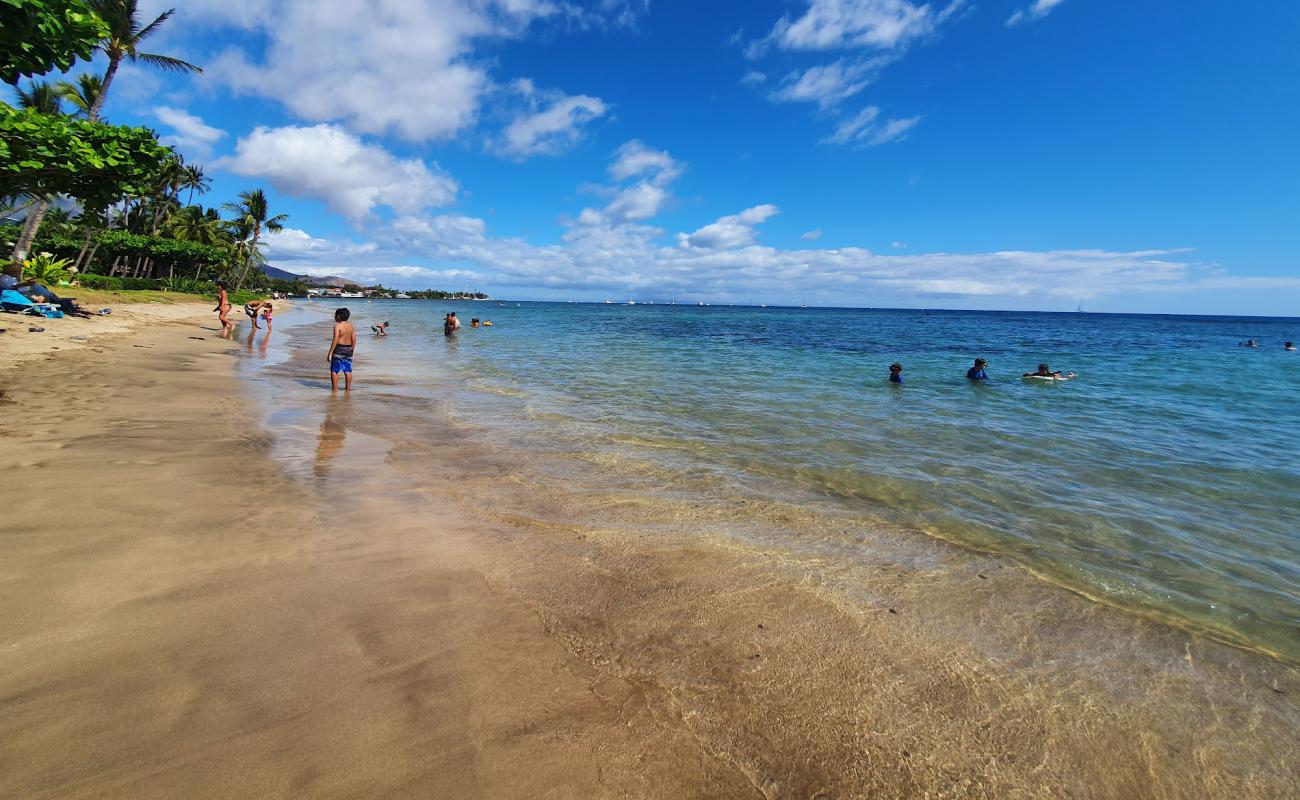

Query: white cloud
[679,204,780,250]
[261,227,377,262]
[765,0,962,52]
[1007,0,1067,26]
[244,135,1282,311]
[153,106,226,157]
[823,106,921,146]
[772,59,885,108]
[494,80,608,159]
[181,0,643,143]
[570,141,686,224]
[802,228,824,241]
[605,182,673,222]
[740,70,768,86]
[217,124,458,222]
[891,240,908,248]
[607,140,683,184]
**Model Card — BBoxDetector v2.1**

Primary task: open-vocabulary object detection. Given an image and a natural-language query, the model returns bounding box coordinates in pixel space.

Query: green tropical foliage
[21,250,74,283]
[15,79,64,114]
[0,104,174,210]
[56,72,103,117]
[0,6,475,301]
[0,0,109,85]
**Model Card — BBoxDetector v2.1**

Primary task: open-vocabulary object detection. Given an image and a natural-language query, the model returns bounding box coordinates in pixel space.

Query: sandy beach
[0,311,1296,799]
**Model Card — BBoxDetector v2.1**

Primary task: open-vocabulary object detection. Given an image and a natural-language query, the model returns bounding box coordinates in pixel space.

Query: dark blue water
[314,300,1300,659]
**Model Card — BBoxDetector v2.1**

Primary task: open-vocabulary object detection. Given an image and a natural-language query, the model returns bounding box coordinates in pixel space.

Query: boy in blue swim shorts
[328,307,357,391]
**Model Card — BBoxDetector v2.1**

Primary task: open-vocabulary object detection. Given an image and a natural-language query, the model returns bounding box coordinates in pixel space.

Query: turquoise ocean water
[296,301,1300,660]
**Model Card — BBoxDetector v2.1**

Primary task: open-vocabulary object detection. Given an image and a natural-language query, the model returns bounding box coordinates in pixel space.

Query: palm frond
[134,52,202,73]
[135,8,177,43]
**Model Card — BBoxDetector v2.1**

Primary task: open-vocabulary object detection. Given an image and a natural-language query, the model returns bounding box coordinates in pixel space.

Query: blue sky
[14,1,1300,313]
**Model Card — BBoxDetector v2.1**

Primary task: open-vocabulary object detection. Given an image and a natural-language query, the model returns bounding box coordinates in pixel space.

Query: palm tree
[15,80,64,115]
[86,1,201,121]
[180,164,211,206]
[167,205,227,246]
[56,73,105,118]
[223,189,288,291]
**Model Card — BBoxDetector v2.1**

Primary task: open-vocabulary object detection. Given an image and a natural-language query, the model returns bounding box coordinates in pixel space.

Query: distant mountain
[260,264,302,281]
[259,265,351,287]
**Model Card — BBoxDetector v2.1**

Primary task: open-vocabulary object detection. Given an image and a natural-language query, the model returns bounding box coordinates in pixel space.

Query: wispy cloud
[763,0,964,52]
[493,79,608,159]
[1007,0,1067,27]
[823,106,921,146]
[772,58,890,108]
[152,106,225,157]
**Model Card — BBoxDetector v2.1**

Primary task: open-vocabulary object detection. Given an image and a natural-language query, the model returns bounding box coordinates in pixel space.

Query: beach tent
[1,289,35,312]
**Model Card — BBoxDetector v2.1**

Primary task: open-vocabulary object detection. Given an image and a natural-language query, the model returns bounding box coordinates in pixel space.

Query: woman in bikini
[214,281,235,334]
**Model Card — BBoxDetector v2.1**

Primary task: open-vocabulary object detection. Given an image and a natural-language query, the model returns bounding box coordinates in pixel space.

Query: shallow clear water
[298,300,1300,659]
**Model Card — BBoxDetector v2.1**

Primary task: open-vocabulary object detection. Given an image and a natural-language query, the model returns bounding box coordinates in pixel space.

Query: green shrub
[227,290,265,306]
[77,274,123,290]
[120,277,162,290]
[159,277,212,295]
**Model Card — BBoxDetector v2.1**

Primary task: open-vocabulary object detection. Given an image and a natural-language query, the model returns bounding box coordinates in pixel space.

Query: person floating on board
[1023,363,1075,379]
[328,307,356,392]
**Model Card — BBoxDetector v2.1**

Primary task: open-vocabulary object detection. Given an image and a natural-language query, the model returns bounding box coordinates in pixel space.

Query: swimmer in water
[1024,363,1075,379]
[1285,341,1296,351]
[371,321,389,336]
[1242,338,1259,348]
[889,363,904,384]
[966,358,989,381]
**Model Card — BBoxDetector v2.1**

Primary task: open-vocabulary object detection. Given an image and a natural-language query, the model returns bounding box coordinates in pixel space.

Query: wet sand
[0,316,1296,798]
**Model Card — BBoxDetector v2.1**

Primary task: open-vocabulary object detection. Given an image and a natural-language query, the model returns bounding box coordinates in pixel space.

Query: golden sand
[0,314,1295,798]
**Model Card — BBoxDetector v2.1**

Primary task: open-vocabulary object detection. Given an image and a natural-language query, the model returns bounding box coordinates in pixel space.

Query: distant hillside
[260,265,351,287]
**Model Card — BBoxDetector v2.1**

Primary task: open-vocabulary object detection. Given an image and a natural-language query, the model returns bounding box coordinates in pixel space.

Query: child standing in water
[261,303,273,332]
[889,363,904,383]
[328,307,356,391]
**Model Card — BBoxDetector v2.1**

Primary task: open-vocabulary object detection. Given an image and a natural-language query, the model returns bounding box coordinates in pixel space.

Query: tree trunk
[83,243,101,274]
[11,198,51,261]
[87,57,120,121]
[74,229,94,271]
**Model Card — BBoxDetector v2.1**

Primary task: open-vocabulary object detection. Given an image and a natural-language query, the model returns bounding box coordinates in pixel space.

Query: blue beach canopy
[1,289,35,311]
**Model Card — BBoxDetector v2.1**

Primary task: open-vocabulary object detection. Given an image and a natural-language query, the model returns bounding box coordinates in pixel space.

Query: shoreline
[1,313,1296,797]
